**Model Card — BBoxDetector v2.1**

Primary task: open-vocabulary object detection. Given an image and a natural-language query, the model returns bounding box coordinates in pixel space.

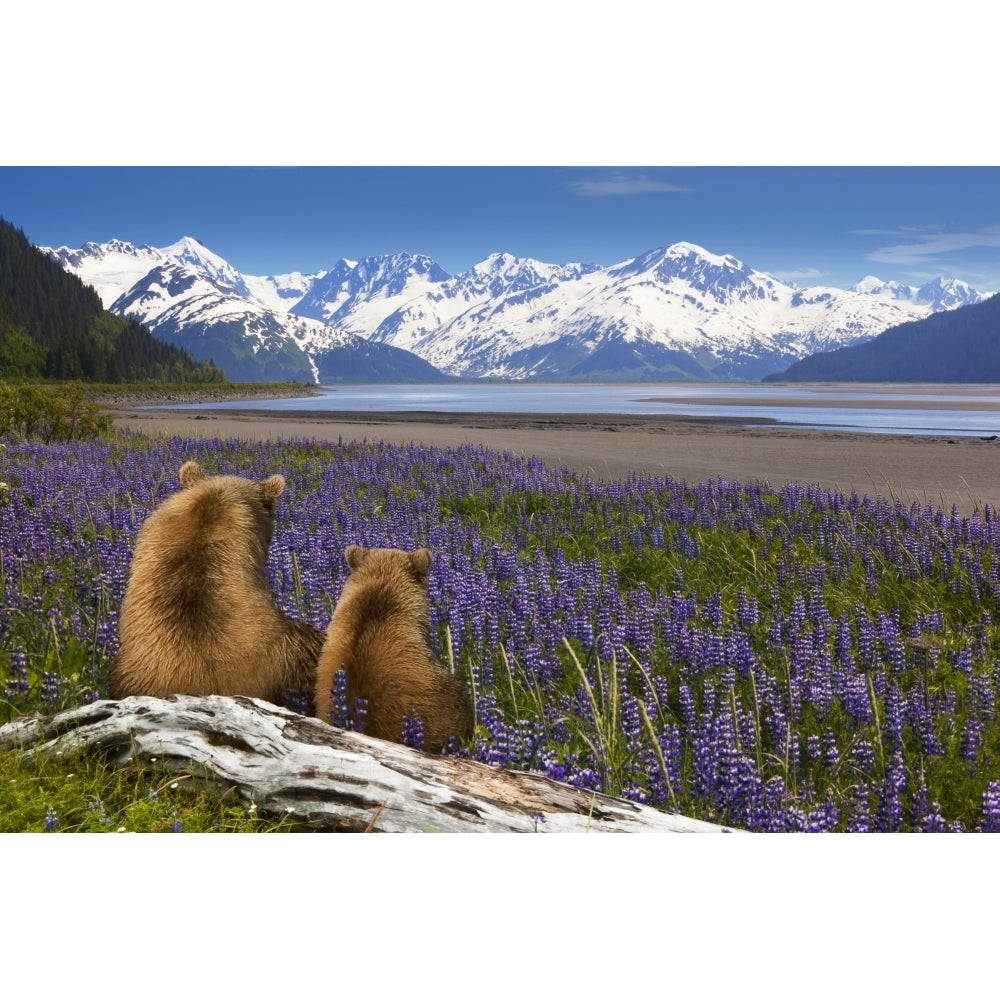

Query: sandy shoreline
[110,402,1000,516]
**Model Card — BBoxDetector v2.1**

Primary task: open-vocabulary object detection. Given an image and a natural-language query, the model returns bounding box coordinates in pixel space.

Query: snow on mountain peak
[851,275,987,310]
[38,231,998,384]
[612,242,744,277]
[475,251,519,273]
[664,241,736,267]
[852,276,917,300]
[159,236,253,299]
[347,252,450,296]
[854,275,887,293]
[161,235,213,257]
[287,252,451,330]
[605,241,779,309]
[41,239,165,306]
[914,276,988,310]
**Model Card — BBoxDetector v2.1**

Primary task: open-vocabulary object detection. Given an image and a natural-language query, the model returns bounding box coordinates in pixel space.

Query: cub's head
[339,547,434,633]
[344,545,432,586]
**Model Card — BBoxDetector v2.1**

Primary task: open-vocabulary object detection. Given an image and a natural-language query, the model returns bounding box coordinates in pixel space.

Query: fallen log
[0,694,741,833]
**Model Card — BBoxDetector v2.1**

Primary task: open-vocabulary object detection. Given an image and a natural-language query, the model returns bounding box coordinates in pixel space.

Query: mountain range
[41,236,993,384]
[766,289,1000,382]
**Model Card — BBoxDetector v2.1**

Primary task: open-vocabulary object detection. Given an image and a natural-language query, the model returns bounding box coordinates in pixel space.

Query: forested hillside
[765,291,1000,382]
[0,218,224,382]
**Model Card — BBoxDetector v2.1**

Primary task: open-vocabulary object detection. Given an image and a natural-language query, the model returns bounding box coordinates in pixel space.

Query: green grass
[0,748,315,833]
[84,380,318,399]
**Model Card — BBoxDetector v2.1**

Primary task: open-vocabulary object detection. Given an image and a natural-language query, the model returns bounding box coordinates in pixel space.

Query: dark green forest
[766,292,1000,382]
[0,218,225,383]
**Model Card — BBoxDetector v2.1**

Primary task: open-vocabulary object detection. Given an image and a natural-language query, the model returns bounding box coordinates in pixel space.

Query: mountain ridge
[765,291,1000,383]
[45,239,449,383]
[41,235,993,383]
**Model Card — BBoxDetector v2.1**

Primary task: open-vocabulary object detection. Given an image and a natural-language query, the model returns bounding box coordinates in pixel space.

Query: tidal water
[164,382,1000,438]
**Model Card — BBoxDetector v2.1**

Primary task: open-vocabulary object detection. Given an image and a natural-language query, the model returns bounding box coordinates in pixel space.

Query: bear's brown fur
[107,460,325,710]
[315,545,474,752]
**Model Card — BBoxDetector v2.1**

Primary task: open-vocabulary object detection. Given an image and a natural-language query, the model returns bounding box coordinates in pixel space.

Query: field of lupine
[3,429,1000,832]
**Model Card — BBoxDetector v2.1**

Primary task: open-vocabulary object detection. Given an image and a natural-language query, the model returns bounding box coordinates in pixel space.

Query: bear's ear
[260,475,285,501]
[410,548,432,575]
[179,461,206,488]
[345,545,368,570]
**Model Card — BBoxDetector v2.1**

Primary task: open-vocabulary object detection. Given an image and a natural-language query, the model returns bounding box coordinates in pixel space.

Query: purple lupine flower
[9,425,1000,833]
[620,784,649,804]
[846,783,871,833]
[877,752,907,832]
[326,668,351,728]
[883,682,905,752]
[850,740,876,779]
[953,647,973,677]
[325,668,368,733]
[974,672,995,722]
[981,782,1000,833]
[401,712,426,751]
[282,687,311,716]
[959,718,981,763]
[40,671,60,708]
[822,730,840,769]
[4,650,29,700]
[918,802,947,833]
[803,798,840,833]
[716,746,764,830]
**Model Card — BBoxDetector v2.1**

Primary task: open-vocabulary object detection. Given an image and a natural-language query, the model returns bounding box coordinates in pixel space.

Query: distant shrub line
[0,381,112,443]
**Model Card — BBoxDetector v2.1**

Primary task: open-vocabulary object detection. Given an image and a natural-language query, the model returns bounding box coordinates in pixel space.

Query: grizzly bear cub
[315,546,474,752]
[107,460,325,711]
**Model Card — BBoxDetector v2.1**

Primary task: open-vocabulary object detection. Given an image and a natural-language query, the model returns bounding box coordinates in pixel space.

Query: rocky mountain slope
[43,236,992,383]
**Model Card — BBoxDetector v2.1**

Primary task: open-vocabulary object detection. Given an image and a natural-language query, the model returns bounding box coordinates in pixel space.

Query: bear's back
[110,462,324,708]
[316,546,474,750]
[126,479,269,631]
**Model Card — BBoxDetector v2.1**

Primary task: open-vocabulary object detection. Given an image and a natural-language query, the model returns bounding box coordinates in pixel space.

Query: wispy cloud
[567,172,692,197]
[856,224,1000,266]
[769,267,825,283]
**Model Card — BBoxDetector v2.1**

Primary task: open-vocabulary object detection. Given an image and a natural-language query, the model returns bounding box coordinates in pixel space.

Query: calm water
[165,383,1000,438]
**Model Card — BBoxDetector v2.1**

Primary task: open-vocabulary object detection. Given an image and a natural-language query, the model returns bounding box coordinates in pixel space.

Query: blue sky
[3,166,999,292]
[5,6,996,293]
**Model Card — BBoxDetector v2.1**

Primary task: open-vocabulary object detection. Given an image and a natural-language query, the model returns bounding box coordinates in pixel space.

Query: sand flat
[111,404,1000,516]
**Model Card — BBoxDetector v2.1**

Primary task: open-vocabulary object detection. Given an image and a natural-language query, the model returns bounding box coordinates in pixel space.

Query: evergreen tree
[0,217,226,384]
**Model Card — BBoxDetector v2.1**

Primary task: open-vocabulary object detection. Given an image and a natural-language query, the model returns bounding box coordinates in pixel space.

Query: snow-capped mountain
[853,274,985,311]
[43,237,446,383]
[363,242,992,380]
[45,239,166,306]
[108,260,321,383]
[45,236,317,316]
[41,236,993,383]
[243,269,326,314]
[369,252,605,359]
[158,237,256,300]
[291,253,450,335]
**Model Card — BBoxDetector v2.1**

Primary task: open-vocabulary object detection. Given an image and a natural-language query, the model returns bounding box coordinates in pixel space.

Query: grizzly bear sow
[315,546,474,752]
[107,460,325,710]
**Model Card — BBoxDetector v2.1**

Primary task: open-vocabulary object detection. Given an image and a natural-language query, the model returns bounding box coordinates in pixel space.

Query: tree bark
[0,694,741,833]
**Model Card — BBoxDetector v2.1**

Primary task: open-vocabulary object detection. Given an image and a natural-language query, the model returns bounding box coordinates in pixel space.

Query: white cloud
[857,225,1000,266]
[769,267,825,283]
[567,173,692,197]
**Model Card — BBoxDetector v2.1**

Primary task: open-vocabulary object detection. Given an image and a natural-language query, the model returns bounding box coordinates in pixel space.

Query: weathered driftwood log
[0,694,741,833]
